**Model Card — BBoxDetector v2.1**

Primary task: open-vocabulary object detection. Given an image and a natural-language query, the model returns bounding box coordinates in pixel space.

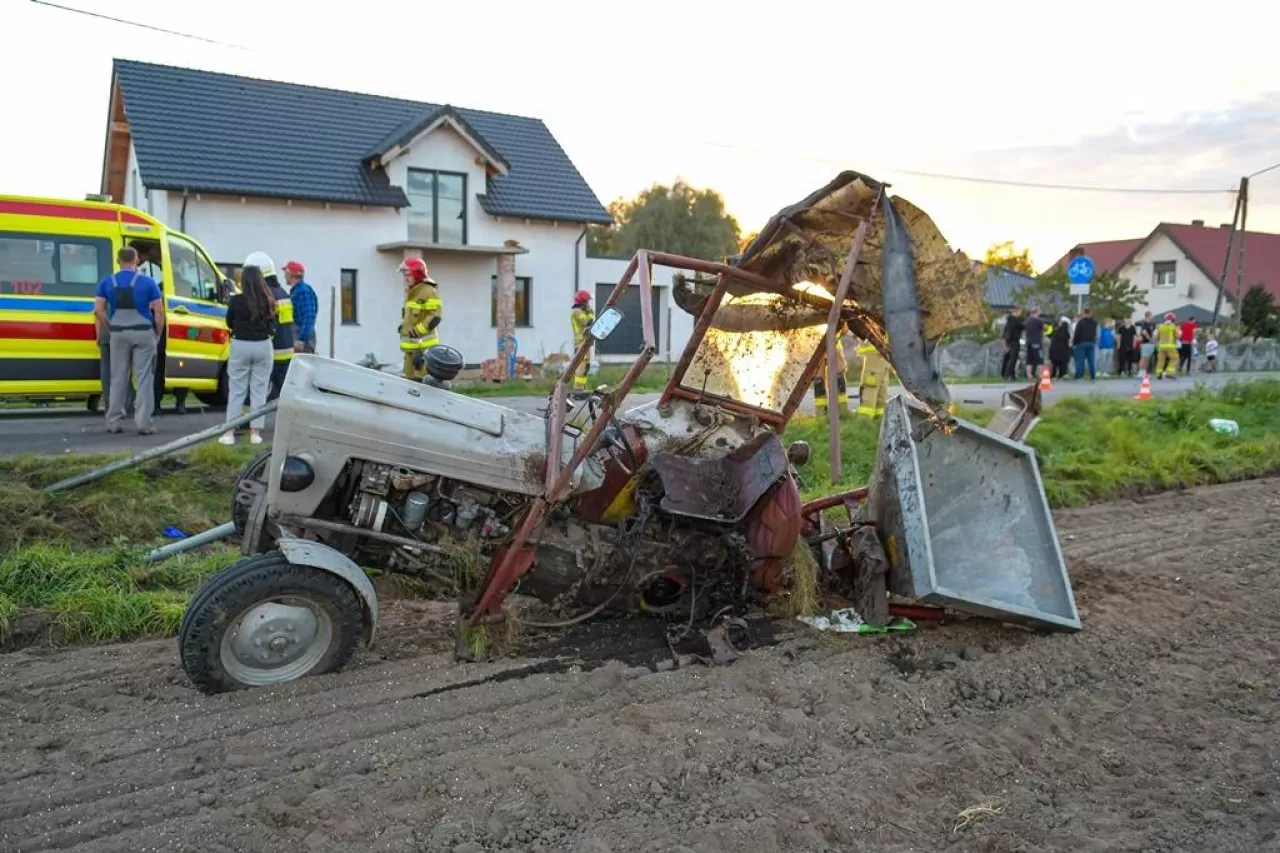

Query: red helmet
[398,257,429,283]
[574,290,591,306]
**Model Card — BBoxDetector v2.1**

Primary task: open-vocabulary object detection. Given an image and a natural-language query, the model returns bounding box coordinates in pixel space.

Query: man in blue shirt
[283,260,318,353]
[94,246,164,434]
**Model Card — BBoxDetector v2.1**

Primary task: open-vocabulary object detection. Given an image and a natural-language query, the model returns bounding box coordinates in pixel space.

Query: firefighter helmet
[243,251,276,278]
[574,289,591,306]
[398,257,429,283]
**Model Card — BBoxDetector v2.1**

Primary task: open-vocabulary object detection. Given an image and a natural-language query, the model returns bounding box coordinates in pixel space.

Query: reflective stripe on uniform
[273,348,294,362]
[276,297,294,325]
[404,298,442,311]
[399,336,440,352]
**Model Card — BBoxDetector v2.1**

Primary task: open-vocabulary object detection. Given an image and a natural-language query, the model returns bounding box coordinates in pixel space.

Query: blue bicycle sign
[1067,256,1094,284]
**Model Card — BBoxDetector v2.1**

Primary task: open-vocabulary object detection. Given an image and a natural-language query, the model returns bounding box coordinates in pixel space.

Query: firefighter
[1155,311,1180,379]
[256,254,295,402]
[813,330,849,415]
[855,337,891,418]
[569,290,595,395]
[398,258,442,381]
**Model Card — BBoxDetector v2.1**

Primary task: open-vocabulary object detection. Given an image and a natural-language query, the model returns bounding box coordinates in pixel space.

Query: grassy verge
[3,381,1280,647]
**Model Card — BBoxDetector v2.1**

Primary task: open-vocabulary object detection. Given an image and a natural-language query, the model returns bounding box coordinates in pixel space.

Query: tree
[1015,267,1070,316]
[1087,272,1145,320]
[983,241,1036,276]
[586,180,741,261]
[1241,284,1280,338]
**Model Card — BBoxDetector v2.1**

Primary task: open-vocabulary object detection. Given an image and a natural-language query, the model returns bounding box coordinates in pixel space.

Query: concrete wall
[934,338,1280,377]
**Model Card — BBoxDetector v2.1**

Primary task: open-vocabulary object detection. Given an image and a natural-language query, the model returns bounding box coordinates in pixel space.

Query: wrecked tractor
[178,171,1080,695]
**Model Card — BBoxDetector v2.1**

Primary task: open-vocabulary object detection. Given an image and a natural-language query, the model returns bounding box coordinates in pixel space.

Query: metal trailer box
[867,395,1081,631]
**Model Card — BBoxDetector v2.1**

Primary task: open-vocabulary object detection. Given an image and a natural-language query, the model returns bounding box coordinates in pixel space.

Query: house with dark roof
[1049,221,1280,321]
[100,59,633,366]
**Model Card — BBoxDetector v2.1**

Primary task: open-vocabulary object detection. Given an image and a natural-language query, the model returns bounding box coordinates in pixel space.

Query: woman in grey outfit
[219,263,276,446]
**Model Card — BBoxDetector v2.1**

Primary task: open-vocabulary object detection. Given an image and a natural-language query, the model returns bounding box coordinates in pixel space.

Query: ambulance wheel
[179,554,363,694]
[195,366,229,408]
[86,395,101,414]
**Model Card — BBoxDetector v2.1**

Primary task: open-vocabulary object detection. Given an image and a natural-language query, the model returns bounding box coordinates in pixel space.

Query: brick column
[495,244,517,381]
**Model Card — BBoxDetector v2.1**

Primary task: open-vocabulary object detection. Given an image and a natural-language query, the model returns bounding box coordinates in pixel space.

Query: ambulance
[0,195,231,409]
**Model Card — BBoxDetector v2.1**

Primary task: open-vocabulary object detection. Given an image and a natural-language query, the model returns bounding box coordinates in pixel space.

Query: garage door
[595,284,661,356]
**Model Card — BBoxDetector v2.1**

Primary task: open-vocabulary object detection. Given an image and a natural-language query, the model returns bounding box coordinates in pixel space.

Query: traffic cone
[1134,372,1153,401]
[1039,365,1053,391]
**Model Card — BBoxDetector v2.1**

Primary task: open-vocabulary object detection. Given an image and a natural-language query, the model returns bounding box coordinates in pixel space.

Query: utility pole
[1210,177,1245,331]
[1235,177,1250,316]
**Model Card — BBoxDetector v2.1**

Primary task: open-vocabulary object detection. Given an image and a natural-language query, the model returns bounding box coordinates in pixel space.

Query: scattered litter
[1208,418,1239,437]
[163,526,188,539]
[953,798,1008,833]
[797,608,916,634]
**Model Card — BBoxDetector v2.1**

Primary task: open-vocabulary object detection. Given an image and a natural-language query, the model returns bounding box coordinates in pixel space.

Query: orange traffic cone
[1039,365,1053,391]
[1134,372,1153,401]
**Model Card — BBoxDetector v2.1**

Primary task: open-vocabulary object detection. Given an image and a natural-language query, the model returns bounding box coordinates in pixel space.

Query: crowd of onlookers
[999,306,1218,383]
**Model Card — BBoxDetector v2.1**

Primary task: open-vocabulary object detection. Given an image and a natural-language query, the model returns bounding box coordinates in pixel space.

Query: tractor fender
[277,537,379,646]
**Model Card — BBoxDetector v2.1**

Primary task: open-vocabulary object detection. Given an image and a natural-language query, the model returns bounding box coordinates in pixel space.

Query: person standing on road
[1116,317,1137,377]
[398,258,442,381]
[1023,307,1045,381]
[1204,331,1219,373]
[1178,315,1198,374]
[1098,318,1116,377]
[1049,317,1072,379]
[1072,308,1099,381]
[219,263,276,446]
[246,253,295,402]
[283,261,318,354]
[569,289,595,397]
[95,246,164,435]
[1137,310,1157,378]
[1155,312,1180,379]
[1000,306,1025,381]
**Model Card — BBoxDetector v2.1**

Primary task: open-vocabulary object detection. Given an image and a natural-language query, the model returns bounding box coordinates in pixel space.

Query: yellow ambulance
[0,195,232,408]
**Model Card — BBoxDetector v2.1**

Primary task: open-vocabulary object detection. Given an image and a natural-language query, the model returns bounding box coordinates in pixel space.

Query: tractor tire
[179,553,364,694]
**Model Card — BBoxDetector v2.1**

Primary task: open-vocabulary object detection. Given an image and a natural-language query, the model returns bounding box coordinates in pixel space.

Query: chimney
[1191,219,1205,227]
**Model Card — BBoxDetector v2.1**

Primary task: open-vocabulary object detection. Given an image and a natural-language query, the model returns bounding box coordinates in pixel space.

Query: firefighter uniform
[570,293,595,393]
[856,340,891,418]
[813,335,848,414]
[267,276,294,401]
[1155,313,1179,379]
[400,278,442,381]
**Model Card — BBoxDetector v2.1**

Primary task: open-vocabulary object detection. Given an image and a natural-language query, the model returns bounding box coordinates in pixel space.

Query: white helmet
[243,251,276,278]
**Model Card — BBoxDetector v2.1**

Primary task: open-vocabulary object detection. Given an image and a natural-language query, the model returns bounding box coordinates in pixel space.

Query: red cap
[283,260,305,274]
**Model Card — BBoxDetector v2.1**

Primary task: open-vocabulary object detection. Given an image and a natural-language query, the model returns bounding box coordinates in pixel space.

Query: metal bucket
[866,395,1080,631]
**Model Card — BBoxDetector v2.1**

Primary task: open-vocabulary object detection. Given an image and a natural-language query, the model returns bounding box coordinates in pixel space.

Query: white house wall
[1115,232,1232,319]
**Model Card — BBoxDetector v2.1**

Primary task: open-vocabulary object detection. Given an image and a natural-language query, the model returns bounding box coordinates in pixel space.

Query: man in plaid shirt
[282,261,318,353]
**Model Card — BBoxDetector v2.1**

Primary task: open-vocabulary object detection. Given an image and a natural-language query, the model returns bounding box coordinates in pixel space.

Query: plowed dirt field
[3,479,1278,853]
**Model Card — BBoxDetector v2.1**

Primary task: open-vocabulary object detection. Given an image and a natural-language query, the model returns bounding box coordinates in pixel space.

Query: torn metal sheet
[986,382,1043,443]
[866,395,1081,631]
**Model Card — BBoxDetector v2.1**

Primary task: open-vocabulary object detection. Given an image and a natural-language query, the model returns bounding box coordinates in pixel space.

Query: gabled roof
[981,264,1036,309]
[364,105,509,175]
[1047,238,1144,276]
[109,59,611,224]
[1050,223,1280,301]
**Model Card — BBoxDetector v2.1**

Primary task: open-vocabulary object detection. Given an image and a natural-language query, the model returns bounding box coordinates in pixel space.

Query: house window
[1153,261,1176,288]
[490,275,532,327]
[341,268,359,325]
[406,169,467,245]
[0,232,110,297]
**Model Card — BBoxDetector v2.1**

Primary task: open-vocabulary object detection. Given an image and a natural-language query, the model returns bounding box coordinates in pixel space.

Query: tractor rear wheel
[179,553,363,694]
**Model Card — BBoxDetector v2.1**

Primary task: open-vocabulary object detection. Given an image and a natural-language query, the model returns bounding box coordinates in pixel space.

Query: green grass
[4,381,1280,647]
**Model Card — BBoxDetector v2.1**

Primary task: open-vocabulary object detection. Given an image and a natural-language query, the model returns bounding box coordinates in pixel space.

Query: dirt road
[2,479,1278,853]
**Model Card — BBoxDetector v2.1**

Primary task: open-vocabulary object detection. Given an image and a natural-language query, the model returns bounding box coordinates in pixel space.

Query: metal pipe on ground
[142,521,236,563]
[42,401,279,494]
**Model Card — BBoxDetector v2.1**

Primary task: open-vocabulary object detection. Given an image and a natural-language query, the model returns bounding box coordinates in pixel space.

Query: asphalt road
[1,371,1273,457]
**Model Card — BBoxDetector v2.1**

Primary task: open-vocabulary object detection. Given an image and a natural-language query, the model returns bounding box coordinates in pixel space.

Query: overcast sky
[5,0,1279,271]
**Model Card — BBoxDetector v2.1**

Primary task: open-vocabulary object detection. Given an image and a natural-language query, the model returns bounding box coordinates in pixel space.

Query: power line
[1249,162,1280,179]
[29,1,250,50]
[701,140,1235,196]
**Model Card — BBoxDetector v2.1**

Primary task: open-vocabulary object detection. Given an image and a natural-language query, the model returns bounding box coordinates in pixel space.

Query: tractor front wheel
[179,553,363,694]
